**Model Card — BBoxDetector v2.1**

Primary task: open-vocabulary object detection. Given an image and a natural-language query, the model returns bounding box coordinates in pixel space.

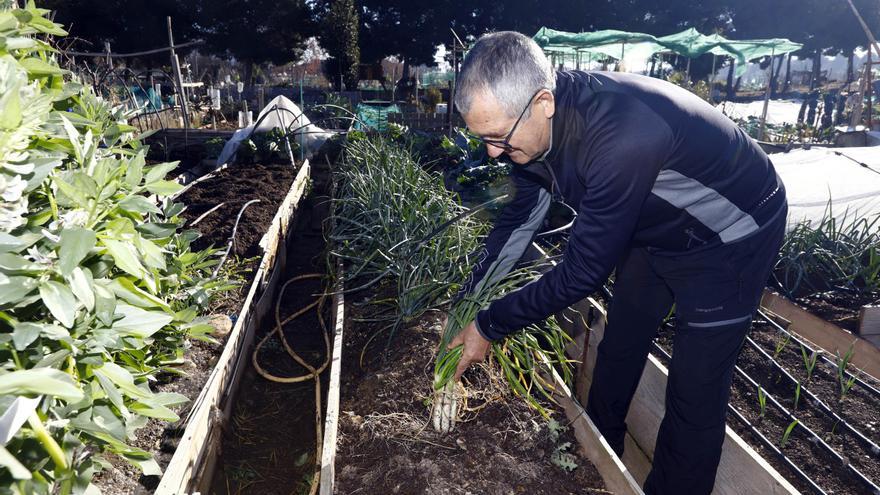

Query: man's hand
[447,320,491,382]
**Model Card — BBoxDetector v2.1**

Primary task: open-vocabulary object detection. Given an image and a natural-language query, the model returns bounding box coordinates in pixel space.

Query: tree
[321,0,360,90]
[194,0,317,86]
[43,0,198,66]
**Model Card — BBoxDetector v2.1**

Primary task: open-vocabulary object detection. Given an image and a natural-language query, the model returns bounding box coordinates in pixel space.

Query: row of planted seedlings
[0,7,313,494]
[647,209,880,494]
[325,132,611,493]
[0,7,249,494]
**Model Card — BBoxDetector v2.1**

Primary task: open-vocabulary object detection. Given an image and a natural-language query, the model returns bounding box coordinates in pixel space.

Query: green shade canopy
[533,27,802,76]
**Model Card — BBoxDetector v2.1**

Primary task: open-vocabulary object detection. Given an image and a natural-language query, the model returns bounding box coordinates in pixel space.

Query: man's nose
[486,143,505,158]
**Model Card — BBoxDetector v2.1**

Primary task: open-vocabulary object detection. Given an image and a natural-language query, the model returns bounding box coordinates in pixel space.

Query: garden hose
[251,273,331,495]
[212,199,261,278]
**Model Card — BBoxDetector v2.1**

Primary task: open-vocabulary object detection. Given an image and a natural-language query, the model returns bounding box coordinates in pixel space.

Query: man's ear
[538,90,555,119]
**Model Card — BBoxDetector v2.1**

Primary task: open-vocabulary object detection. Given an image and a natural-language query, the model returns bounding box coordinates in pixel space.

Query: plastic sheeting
[717,99,804,125]
[771,147,880,229]
[217,95,334,166]
[354,101,401,132]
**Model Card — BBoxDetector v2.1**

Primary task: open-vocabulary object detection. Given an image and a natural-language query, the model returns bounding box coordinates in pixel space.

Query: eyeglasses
[470,88,547,153]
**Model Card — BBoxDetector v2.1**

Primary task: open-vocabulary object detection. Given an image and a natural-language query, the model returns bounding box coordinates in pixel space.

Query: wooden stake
[167,17,189,131]
[759,48,776,141]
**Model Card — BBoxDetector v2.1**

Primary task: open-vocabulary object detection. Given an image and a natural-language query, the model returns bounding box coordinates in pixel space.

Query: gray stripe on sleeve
[470,189,552,296]
[651,169,759,243]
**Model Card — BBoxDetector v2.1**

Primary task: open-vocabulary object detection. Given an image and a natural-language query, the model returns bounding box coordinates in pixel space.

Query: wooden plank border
[156,160,311,494]
[574,299,799,495]
[544,364,645,494]
[761,289,880,380]
[319,264,345,495]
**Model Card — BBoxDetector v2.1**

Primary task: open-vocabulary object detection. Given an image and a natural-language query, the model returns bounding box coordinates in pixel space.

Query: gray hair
[454,31,556,118]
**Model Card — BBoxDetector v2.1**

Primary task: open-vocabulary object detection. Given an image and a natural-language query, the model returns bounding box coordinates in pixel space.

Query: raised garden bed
[794,291,878,333]
[87,160,312,494]
[330,293,609,494]
[651,312,880,494]
[207,180,333,494]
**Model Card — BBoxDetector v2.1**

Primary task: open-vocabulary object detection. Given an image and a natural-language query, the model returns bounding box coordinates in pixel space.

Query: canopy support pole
[759,47,776,141]
[709,54,717,102]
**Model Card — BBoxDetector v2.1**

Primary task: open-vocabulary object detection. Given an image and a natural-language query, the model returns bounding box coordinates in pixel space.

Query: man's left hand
[447,320,491,382]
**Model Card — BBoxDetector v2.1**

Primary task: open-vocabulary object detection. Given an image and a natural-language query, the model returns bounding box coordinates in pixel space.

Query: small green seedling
[780,419,799,448]
[758,386,767,419]
[836,344,857,400]
[800,344,820,383]
[773,334,791,360]
[793,382,802,410]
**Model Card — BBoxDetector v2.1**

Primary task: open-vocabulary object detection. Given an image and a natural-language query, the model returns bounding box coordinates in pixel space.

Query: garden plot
[653,313,880,494]
[92,160,308,494]
[318,134,643,494]
[208,174,333,495]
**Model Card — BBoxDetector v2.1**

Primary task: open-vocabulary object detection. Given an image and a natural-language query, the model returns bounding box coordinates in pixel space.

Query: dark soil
[210,175,332,495]
[334,298,608,495]
[179,162,299,258]
[796,291,880,333]
[653,318,880,495]
[92,161,301,494]
[178,162,299,316]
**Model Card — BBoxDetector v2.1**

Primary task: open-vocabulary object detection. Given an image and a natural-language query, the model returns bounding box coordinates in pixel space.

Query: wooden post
[868,51,873,129]
[758,47,776,141]
[104,41,112,69]
[167,16,189,130]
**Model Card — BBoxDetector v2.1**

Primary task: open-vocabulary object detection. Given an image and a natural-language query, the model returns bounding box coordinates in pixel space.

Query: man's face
[462,89,555,165]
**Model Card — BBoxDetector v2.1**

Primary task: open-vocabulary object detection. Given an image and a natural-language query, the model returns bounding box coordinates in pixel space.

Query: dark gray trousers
[587,211,786,495]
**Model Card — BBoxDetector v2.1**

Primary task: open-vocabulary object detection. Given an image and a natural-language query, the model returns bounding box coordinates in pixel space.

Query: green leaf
[0,12,17,31]
[111,304,173,338]
[93,362,148,400]
[0,253,41,272]
[145,180,183,196]
[144,162,178,184]
[102,239,147,279]
[58,227,96,276]
[136,222,177,239]
[126,455,161,476]
[135,236,166,271]
[12,322,41,350]
[0,232,41,253]
[118,196,160,215]
[110,278,170,311]
[19,57,64,77]
[26,13,67,36]
[0,368,83,401]
[66,266,95,311]
[124,151,144,187]
[130,402,179,422]
[94,372,128,420]
[93,283,116,327]
[91,405,126,440]
[0,276,38,305]
[0,445,31,480]
[53,174,88,208]
[39,280,77,328]
[0,77,21,129]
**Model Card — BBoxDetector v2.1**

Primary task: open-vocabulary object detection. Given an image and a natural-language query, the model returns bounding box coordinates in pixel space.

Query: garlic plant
[330,132,573,435]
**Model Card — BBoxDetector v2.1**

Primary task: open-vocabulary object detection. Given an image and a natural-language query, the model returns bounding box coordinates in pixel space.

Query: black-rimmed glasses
[469,87,547,152]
